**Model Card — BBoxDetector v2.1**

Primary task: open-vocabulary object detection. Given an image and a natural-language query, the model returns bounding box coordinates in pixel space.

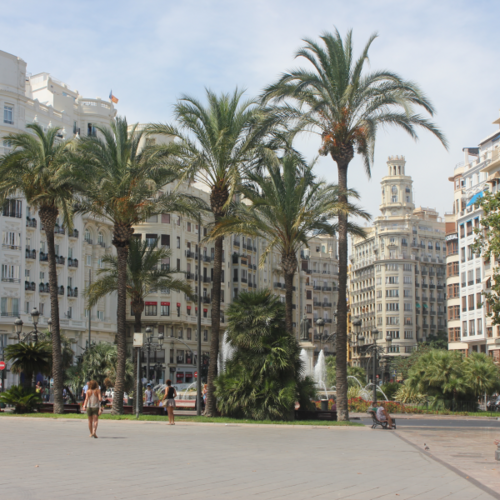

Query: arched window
[85,228,91,243]
[391,186,397,194]
[98,231,104,244]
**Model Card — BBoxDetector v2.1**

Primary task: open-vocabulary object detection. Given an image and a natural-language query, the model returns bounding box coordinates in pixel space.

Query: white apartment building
[0,50,118,388]
[448,110,500,362]
[349,156,447,372]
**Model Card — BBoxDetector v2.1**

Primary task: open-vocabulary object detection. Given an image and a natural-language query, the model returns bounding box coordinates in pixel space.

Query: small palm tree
[215,290,316,420]
[212,151,368,336]
[0,124,75,413]
[262,29,448,421]
[86,237,193,408]
[76,116,202,414]
[0,385,42,413]
[148,89,270,416]
[4,341,51,389]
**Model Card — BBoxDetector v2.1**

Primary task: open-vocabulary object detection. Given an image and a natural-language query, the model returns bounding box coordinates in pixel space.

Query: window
[386,303,399,311]
[162,214,171,224]
[161,303,170,316]
[386,289,399,297]
[187,222,191,232]
[2,199,22,218]
[404,330,413,339]
[404,303,412,311]
[86,256,91,266]
[462,296,467,312]
[203,330,208,342]
[87,123,96,137]
[468,294,475,311]
[403,289,411,298]
[145,303,158,316]
[187,328,192,340]
[176,237,180,249]
[1,264,19,282]
[386,276,399,284]
[386,317,399,325]
[461,247,466,262]
[3,105,13,124]
[447,262,459,277]
[403,276,412,284]
[386,264,399,271]
[469,319,475,336]
[477,319,483,336]
[161,234,170,248]
[403,263,411,271]
[476,268,481,284]
[387,330,400,339]
[462,320,467,337]
[97,310,104,320]
[404,317,412,325]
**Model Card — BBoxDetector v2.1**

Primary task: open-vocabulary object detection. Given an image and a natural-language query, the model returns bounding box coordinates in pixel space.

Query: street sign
[133,333,144,347]
[194,371,198,378]
[0,361,5,370]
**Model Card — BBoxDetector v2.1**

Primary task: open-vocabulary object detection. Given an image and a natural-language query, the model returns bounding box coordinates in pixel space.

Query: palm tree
[86,237,193,410]
[4,341,51,389]
[76,116,202,414]
[0,124,76,413]
[261,29,447,420]
[212,151,368,336]
[148,89,270,416]
[215,290,317,420]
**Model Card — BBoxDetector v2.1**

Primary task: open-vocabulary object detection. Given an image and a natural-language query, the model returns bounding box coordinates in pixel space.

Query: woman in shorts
[163,379,177,425]
[82,380,102,438]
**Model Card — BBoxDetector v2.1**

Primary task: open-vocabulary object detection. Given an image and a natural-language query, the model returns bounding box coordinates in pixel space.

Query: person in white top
[82,380,102,438]
[376,406,394,429]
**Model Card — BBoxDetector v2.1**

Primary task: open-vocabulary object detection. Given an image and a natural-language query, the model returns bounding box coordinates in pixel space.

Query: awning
[467,191,484,207]
[161,302,170,306]
[423,304,428,309]
[416,303,420,308]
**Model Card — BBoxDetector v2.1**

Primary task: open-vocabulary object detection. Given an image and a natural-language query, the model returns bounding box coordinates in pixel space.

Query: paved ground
[0,418,499,500]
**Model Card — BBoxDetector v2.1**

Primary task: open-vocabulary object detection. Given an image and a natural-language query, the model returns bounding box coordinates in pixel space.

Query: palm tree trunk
[284,272,295,336]
[206,234,223,416]
[112,245,129,415]
[39,207,64,414]
[335,163,349,421]
[133,311,143,413]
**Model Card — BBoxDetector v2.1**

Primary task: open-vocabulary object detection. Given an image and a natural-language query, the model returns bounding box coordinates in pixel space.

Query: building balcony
[203,276,212,283]
[58,286,64,296]
[68,258,79,268]
[2,243,21,251]
[39,283,50,293]
[54,226,65,235]
[1,277,20,283]
[25,249,36,259]
[24,281,36,291]
[69,229,79,239]
[185,250,195,259]
[84,237,93,245]
[313,285,321,290]
[67,287,78,298]
[55,256,65,266]
[26,218,37,228]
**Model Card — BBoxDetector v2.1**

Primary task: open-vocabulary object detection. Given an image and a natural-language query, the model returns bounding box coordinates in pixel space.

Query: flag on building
[109,90,119,104]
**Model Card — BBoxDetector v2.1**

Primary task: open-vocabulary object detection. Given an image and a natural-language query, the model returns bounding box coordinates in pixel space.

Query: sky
[1,0,499,223]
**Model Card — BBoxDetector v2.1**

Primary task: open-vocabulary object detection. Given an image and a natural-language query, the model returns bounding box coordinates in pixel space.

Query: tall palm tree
[148,89,270,416]
[86,237,193,410]
[76,116,202,414]
[4,341,51,389]
[261,29,447,420]
[212,151,368,336]
[0,124,76,413]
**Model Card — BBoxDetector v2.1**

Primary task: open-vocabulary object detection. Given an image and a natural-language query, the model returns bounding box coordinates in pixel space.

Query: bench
[175,399,197,410]
[294,410,337,421]
[38,403,81,414]
[368,410,396,429]
[122,405,166,416]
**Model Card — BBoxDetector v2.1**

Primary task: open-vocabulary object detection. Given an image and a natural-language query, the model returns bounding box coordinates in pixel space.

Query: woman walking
[163,379,177,425]
[82,380,102,438]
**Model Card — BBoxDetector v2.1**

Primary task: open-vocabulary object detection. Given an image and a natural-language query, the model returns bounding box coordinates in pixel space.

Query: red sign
[176,303,181,308]
[145,301,157,306]
[161,302,170,306]
[187,306,191,310]
[194,371,198,378]
[203,308,208,313]
[0,361,5,370]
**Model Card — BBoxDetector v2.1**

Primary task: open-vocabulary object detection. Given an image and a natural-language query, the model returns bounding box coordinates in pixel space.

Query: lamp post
[315,318,325,352]
[143,327,164,385]
[348,318,365,361]
[363,327,392,405]
[13,308,45,343]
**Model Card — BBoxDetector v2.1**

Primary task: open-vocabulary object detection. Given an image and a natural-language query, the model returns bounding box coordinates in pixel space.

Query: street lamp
[315,318,325,352]
[13,308,44,343]
[363,327,392,405]
[143,326,164,385]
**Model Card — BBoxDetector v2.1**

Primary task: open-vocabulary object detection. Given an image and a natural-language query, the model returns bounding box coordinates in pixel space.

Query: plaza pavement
[0,417,498,500]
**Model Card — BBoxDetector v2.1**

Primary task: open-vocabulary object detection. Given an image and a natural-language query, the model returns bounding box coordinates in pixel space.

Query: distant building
[446,110,500,362]
[349,156,446,374]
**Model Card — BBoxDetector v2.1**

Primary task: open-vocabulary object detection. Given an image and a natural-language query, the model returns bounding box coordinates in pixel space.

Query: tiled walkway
[0,417,497,500]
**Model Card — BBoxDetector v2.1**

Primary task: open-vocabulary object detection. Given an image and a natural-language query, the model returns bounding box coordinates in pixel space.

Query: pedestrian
[202,384,208,413]
[35,381,42,394]
[82,380,102,438]
[145,384,154,406]
[81,380,89,401]
[376,405,394,429]
[162,379,177,425]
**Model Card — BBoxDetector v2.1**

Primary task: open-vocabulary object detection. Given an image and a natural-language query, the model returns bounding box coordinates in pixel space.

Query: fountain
[340,375,389,401]
[299,349,310,379]
[218,331,234,374]
[313,350,329,398]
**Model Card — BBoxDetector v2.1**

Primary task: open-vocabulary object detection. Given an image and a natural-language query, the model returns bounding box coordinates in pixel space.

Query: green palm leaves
[4,342,52,389]
[215,290,316,420]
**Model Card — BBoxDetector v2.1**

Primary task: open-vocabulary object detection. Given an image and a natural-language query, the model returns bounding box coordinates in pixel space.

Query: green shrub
[0,385,42,413]
[215,291,317,420]
[380,382,400,401]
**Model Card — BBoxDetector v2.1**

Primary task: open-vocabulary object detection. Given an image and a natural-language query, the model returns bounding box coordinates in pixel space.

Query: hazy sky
[1,0,499,223]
